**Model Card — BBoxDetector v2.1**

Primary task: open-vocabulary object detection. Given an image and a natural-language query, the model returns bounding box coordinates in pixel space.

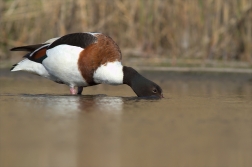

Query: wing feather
[10,44,48,52]
[48,33,97,49]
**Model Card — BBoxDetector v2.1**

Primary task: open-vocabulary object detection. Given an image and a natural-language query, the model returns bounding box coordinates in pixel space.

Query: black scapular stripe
[48,33,97,49]
[10,44,48,52]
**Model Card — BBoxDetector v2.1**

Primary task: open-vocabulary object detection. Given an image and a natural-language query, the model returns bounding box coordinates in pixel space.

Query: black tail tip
[10,64,17,71]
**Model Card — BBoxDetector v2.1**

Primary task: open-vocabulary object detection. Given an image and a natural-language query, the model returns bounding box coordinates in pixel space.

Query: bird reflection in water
[18,94,124,166]
[78,95,124,113]
[20,94,124,114]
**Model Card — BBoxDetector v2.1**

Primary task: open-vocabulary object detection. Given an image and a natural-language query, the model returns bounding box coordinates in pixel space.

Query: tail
[10,52,30,71]
[9,38,63,83]
[10,63,18,71]
[11,43,50,65]
[10,57,64,84]
[10,43,50,73]
[10,58,41,73]
[10,44,47,70]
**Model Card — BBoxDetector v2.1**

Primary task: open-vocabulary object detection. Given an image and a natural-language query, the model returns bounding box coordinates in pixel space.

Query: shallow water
[0,69,252,167]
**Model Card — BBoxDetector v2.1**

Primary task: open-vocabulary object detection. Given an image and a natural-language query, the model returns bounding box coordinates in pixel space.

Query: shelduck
[10,32,163,98]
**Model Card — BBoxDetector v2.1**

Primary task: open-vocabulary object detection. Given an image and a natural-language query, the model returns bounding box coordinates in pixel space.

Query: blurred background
[1,1,252,167]
[0,0,252,68]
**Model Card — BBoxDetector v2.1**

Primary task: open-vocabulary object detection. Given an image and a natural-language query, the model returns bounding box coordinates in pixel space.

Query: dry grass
[0,0,252,66]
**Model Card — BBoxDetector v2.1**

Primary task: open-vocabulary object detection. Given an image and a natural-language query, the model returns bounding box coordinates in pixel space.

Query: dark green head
[123,66,163,98]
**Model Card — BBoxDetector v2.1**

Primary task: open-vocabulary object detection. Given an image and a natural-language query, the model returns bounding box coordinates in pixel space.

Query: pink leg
[70,87,77,95]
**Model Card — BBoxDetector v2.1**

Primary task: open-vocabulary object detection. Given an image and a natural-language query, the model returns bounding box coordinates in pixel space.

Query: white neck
[93,61,124,85]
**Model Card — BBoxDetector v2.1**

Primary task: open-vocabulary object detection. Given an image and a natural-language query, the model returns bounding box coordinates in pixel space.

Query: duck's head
[123,66,163,98]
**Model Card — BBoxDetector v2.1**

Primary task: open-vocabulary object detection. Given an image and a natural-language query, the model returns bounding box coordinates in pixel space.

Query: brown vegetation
[0,0,252,66]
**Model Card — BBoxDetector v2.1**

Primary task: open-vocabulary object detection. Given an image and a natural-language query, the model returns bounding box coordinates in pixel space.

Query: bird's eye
[152,88,157,93]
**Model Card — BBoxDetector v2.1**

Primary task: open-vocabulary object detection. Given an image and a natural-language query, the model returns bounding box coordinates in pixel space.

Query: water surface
[0,69,252,167]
